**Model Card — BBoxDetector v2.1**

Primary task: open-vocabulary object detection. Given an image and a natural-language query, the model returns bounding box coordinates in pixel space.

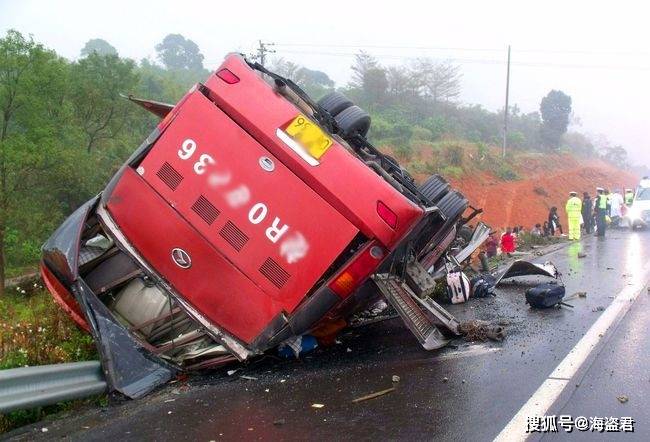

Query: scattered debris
[442,377,449,383]
[577,252,587,258]
[311,403,325,409]
[278,335,318,358]
[392,375,400,383]
[227,369,238,376]
[450,222,491,265]
[459,320,506,341]
[494,260,560,286]
[564,291,587,302]
[470,274,497,298]
[240,375,258,380]
[352,387,396,403]
[593,306,606,312]
[273,419,286,426]
[525,283,568,309]
[617,395,629,403]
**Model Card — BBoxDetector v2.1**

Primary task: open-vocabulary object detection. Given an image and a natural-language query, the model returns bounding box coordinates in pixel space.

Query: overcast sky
[1,0,649,167]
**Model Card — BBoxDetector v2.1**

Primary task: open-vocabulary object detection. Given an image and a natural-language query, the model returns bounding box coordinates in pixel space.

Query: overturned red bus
[41,54,469,398]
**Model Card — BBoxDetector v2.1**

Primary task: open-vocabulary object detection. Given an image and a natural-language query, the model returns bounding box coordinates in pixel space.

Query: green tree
[155,34,204,71]
[0,30,73,295]
[69,53,139,152]
[349,52,388,106]
[410,58,461,104]
[80,38,118,57]
[600,144,629,169]
[540,90,572,149]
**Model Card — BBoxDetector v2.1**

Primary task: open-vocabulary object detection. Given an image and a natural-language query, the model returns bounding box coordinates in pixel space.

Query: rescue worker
[625,188,634,206]
[582,192,594,234]
[565,191,582,240]
[594,187,609,237]
[609,189,624,227]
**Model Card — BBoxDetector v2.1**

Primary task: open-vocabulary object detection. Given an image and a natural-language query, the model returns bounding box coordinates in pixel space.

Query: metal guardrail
[0,361,107,413]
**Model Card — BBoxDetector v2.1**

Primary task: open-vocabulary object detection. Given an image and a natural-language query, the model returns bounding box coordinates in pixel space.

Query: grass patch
[440,165,463,179]
[0,288,98,433]
[516,232,565,251]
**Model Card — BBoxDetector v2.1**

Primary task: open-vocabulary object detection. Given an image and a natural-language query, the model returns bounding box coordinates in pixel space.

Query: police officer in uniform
[594,187,609,237]
[565,191,582,240]
[625,188,634,206]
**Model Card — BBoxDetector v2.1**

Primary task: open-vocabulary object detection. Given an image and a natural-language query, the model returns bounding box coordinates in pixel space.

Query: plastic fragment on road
[493,260,560,286]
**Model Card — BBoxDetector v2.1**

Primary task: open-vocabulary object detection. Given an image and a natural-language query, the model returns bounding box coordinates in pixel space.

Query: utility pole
[255,40,275,66]
[502,45,511,158]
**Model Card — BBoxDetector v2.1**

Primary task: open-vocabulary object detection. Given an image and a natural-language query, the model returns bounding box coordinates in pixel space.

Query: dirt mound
[448,153,638,230]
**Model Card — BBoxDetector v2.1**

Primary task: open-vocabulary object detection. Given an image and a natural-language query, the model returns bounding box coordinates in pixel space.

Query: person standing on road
[609,188,624,227]
[500,227,516,255]
[594,187,609,237]
[548,207,563,236]
[582,192,593,234]
[565,191,582,240]
[485,231,498,258]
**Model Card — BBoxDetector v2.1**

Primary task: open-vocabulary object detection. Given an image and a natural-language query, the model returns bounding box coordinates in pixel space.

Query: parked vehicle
[41,54,468,398]
[625,177,650,229]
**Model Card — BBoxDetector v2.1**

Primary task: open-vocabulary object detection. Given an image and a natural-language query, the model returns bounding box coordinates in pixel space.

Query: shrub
[495,163,519,181]
[533,186,549,196]
[393,142,413,160]
[476,142,489,160]
[0,289,97,370]
[411,126,433,141]
[443,144,464,167]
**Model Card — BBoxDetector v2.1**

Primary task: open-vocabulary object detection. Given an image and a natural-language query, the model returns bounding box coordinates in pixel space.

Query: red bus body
[41,54,461,397]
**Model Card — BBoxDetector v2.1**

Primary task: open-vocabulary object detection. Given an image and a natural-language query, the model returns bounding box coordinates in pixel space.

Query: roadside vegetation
[0,288,96,369]
[0,287,98,432]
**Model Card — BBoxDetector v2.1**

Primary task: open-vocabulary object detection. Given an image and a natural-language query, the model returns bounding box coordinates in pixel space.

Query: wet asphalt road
[6,230,650,441]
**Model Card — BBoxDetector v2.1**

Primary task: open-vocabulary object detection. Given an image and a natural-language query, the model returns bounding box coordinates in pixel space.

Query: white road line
[494,261,650,442]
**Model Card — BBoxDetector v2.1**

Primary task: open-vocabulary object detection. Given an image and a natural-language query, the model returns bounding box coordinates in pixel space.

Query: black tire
[437,190,468,221]
[335,105,371,138]
[419,174,450,204]
[317,92,353,117]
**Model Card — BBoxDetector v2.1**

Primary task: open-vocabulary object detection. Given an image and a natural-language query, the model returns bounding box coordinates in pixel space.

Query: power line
[268,49,650,72]
[250,40,276,66]
[273,42,650,57]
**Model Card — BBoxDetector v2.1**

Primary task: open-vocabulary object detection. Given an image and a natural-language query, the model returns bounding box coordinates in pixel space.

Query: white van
[626,177,650,229]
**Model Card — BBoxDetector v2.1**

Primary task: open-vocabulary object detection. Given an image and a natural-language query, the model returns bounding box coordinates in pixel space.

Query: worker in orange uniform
[565,191,583,240]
